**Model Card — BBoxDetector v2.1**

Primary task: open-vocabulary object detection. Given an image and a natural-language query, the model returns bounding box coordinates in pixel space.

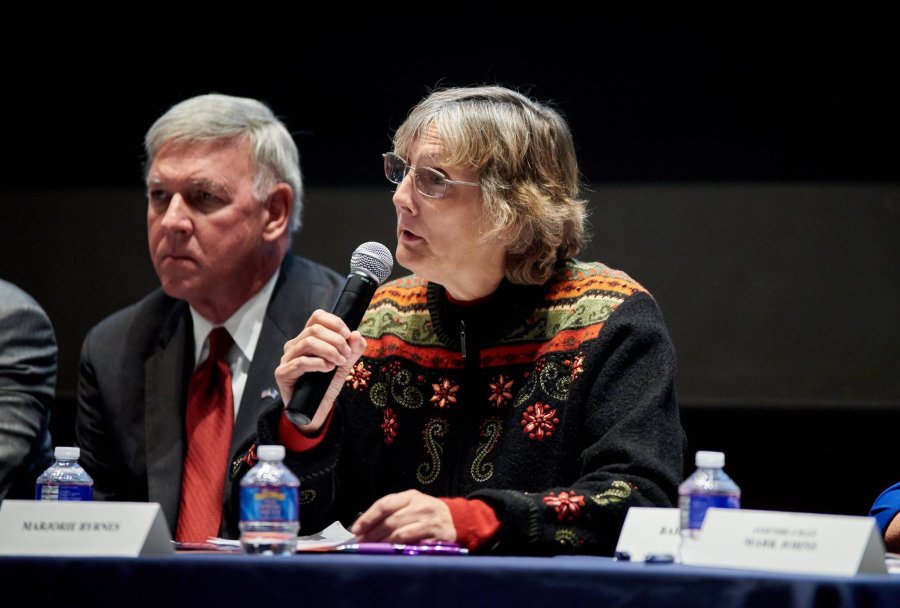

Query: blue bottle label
[684,494,739,530]
[36,484,93,501]
[240,485,299,523]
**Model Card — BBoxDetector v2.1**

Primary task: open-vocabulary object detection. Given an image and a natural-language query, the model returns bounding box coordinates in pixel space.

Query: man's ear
[262,183,293,242]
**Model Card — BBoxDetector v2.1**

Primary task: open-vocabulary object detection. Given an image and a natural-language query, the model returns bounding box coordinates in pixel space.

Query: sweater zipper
[453,318,475,496]
[460,320,467,359]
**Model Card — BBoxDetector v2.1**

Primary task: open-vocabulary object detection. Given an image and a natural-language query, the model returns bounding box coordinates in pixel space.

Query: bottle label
[36,484,93,501]
[240,484,299,523]
[680,494,740,530]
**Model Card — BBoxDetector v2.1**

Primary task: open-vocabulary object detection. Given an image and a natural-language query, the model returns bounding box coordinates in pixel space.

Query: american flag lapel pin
[260,387,280,401]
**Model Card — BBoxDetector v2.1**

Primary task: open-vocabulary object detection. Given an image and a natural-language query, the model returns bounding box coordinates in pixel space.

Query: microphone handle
[283,273,379,427]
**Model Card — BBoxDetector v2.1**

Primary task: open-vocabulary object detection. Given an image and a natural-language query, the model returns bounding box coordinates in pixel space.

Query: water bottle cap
[257,445,285,460]
[55,446,80,460]
[695,450,725,468]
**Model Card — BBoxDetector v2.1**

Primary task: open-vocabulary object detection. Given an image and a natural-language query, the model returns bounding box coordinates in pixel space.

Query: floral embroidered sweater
[228,259,686,555]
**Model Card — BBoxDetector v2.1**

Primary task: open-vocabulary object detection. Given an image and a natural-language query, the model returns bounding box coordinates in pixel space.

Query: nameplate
[684,508,887,576]
[0,500,173,557]
[615,507,681,561]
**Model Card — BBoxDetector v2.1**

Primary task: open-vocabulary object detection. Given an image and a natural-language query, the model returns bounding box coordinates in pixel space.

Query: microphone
[284,242,394,427]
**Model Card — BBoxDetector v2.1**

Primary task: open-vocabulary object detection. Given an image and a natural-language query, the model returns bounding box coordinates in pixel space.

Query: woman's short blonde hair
[392,86,588,285]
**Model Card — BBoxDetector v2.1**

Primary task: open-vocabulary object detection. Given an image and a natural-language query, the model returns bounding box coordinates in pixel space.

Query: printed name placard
[684,508,887,576]
[0,500,173,557]
[615,507,681,561]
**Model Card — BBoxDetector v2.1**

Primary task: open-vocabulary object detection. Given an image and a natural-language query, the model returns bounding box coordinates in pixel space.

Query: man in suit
[0,279,56,502]
[76,94,343,540]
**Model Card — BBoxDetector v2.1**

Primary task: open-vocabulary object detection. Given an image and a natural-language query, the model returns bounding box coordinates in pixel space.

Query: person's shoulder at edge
[871,483,900,552]
[0,279,51,316]
[870,483,900,527]
[0,279,56,501]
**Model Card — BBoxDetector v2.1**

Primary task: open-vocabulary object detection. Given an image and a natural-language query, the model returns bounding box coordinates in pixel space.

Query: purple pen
[402,542,468,556]
[336,541,468,555]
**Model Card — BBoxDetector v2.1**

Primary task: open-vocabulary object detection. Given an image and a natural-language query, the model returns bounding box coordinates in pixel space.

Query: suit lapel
[228,256,307,498]
[233,255,323,453]
[144,303,191,534]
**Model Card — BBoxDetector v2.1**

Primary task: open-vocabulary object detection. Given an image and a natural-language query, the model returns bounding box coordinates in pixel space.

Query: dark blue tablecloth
[2,552,899,607]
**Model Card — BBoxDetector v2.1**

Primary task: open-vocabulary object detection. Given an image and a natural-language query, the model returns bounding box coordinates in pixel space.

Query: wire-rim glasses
[382,152,481,199]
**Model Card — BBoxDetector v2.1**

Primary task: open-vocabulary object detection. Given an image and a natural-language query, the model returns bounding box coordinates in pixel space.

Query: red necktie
[176,327,234,543]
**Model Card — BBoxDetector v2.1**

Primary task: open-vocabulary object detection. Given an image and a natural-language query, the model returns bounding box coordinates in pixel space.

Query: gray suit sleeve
[0,281,57,500]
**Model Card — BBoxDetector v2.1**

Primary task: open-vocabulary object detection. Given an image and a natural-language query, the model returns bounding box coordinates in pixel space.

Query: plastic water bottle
[34,446,94,501]
[239,444,299,555]
[678,450,740,540]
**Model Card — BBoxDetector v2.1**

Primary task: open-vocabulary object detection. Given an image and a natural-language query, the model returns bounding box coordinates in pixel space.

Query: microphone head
[350,242,394,284]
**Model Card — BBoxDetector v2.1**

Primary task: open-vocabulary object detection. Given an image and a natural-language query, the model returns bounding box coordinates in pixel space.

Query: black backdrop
[2,21,898,518]
[6,22,898,189]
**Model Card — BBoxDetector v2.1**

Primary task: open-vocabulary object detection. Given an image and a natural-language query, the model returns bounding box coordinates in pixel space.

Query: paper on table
[200,521,358,553]
[294,521,358,551]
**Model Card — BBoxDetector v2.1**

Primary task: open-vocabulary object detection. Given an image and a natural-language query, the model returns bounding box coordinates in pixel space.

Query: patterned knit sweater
[229,259,686,555]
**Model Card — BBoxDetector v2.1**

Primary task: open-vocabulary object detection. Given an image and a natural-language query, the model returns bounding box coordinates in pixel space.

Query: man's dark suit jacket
[0,279,56,501]
[75,254,343,537]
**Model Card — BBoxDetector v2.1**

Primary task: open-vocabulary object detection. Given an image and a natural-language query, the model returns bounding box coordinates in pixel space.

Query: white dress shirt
[189,269,280,419]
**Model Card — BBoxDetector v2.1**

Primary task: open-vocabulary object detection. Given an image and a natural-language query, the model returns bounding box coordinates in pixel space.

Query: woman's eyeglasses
[383,152,480,199]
